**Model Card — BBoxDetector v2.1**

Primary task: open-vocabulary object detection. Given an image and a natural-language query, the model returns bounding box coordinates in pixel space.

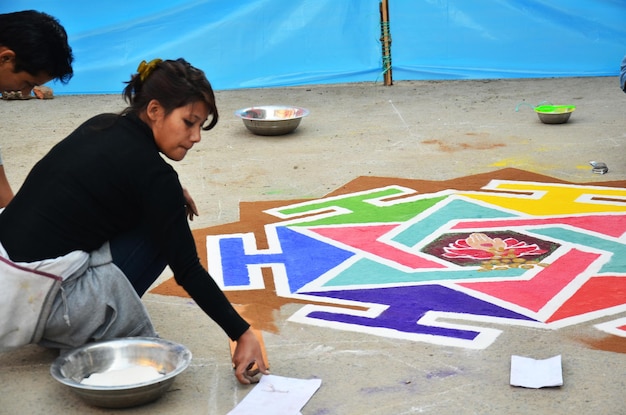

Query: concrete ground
[1,76,625,414]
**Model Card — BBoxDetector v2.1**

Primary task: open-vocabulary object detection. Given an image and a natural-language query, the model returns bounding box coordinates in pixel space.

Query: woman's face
[149,100,210,161]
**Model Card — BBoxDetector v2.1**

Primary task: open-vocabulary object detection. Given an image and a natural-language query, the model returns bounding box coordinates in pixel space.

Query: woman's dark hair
[0,10,74,83]
[122,58,219,131]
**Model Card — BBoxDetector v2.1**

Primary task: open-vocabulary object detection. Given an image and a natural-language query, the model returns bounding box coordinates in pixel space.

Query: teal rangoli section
[319,257,527,288]
[392,198,519,247]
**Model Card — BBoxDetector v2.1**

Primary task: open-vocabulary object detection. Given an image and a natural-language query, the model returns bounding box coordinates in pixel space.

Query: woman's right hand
[231,328,270,384]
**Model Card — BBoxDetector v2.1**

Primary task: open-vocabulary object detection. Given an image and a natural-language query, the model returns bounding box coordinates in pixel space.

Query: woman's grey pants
[39,242,157,351]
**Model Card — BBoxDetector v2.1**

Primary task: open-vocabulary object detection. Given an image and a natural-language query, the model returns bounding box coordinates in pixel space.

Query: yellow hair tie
[137,58,162,82]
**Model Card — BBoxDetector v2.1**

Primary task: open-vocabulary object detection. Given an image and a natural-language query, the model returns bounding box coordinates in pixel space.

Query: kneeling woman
[0,58,268,384]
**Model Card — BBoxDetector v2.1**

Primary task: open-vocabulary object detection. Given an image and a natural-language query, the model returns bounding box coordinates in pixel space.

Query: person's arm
[146,172,268,383]
[172,231,269,383]
[0,149,14,208]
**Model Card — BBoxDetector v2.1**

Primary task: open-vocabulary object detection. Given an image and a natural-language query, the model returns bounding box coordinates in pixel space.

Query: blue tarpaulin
[2,0,625,94]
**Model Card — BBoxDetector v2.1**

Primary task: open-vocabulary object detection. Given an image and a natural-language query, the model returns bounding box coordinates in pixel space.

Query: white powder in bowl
[81,365,165,386]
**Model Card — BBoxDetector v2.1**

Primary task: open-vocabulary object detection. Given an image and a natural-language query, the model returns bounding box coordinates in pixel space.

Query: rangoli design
[152,169,626,350]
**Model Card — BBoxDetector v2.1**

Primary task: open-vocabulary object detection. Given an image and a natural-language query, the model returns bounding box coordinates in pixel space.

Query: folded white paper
[510,354,563,389]
[228,374,322,415]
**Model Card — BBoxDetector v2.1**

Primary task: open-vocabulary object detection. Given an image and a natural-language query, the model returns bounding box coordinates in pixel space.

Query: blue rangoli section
[219,226,354,293]
[305,285,536,340]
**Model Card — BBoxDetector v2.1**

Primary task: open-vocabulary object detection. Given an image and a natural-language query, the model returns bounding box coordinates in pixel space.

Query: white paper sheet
[228,375,322,415]
[510,355,563,389]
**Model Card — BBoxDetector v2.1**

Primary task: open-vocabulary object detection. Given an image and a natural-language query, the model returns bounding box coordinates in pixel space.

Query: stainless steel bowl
[50,337,191,409]
[535,105,575,124]
[235,105,309,136]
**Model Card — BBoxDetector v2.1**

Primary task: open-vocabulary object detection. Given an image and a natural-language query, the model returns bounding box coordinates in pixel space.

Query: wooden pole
[380,0,393,86]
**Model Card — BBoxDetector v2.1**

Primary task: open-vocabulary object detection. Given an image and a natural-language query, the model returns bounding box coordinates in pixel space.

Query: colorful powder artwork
[152,169,626,350]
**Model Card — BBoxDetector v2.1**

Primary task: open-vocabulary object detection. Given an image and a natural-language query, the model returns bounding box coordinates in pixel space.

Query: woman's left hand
[232,328,270,384]
[182,187,199,221]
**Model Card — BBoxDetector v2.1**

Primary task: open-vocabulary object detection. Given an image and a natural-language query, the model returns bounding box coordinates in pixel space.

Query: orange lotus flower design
[442,233,548,260]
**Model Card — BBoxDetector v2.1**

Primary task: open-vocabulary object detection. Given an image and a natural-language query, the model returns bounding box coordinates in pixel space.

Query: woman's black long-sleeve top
[0,113,249,340]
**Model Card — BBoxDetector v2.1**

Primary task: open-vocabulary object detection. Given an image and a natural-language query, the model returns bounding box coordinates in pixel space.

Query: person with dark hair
[0,10,73,94]
[0,58,269,385]
[0,10,75,208]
